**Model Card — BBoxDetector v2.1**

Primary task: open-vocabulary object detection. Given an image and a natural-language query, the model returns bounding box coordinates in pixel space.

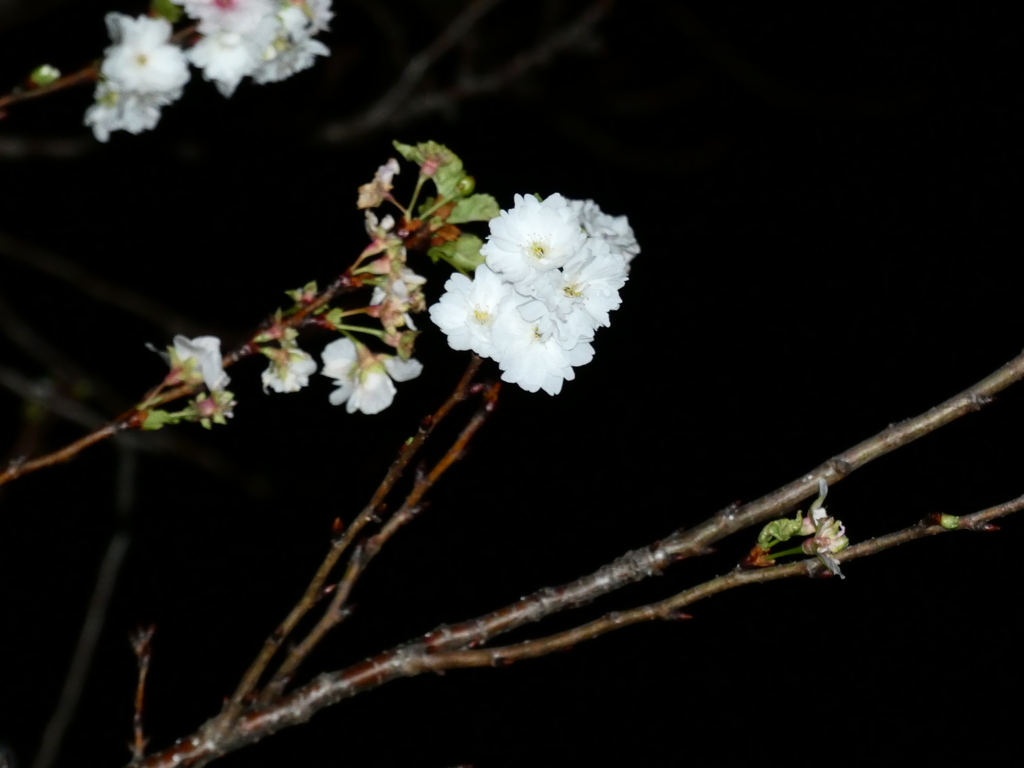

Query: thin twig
[128,625,156,764]
[0,268,361,488]
[158,347,1024,686]
[260,380,500,701]
[30,530,131,768]
[0,63,98,112]
[0,232,210,337]
[216,357,485,727]
[0,364,263,490]
[134,348,1024,765]
[418,497,1024,669]
[0,23,196,114]
[401,0,612,122]
[135,490,1024,768]
[319,0,505,143]
[0,290,126,415]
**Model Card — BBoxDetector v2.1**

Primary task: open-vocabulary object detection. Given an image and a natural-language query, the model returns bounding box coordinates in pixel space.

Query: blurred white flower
[172,0,275,35]
[320,338,422,414]
[251,6,330,84]
[173,335,230,391]
[85,84,174,142]
[151,334,231,391]
[85,14,189,141]
[261,347,318,393]
[187,30,265,97]
[101,13,190,94]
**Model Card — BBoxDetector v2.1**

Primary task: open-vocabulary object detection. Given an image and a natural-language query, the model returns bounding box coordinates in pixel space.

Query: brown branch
[259,380,501,702]
[215,357,485,727]
[418,496,1024,669]
[0,421,123,485]
[0,63,98,112]
[135,489,1024,768]
[128,625,156,764]
[0,23,196,115]
[150,346,1024,693]
[132,347,1024,764]
[0,267,363,488]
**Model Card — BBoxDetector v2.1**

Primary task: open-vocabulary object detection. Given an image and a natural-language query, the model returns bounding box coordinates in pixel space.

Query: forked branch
[217,357,488,726]
[135,349,1024,768]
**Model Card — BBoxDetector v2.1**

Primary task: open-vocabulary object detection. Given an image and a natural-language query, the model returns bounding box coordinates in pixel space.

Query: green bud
[456,175,476,196]
[939,514,960,530]
[29,64,60,87]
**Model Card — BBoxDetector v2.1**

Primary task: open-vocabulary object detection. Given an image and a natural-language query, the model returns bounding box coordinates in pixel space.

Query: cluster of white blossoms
[429,194,637,395]
[157,330,423,418]
[85,1,332,142]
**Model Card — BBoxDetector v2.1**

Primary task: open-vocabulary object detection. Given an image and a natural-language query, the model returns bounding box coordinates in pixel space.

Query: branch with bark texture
[133,350,1024,767]
[216,357,487,727]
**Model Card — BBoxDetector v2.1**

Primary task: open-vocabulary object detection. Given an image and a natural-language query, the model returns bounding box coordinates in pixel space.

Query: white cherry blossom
[187,30,266,97]
[429,265,518,360]
[320,338,422,415]
[481,193,587,286]
[101,13,190,94]
[569,198,640,264]
[261,347,318,393]
[85,84,173,142]
[251,7,330,84]
[431,193,634,395]
[158,334,230,391]
[491,308,593,396]
[172,0,275,35]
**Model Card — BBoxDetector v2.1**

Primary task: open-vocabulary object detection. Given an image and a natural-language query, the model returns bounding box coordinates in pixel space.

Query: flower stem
[406,174,427,217]
[334,323,385,339]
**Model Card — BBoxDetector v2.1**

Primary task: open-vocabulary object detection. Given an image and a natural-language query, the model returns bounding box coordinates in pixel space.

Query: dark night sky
[1,1,1023,766]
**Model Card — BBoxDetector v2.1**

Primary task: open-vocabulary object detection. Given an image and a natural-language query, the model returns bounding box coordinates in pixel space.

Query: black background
[1,1,1023,766]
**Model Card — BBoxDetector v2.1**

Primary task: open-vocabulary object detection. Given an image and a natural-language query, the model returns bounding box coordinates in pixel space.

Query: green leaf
[150,0,183,23]
[393,140,465,199]
[322,308,345,330]
[417,196,437,217]
[431,155,464,200]
[427,233,485,273]
[447,194,500,224]
[757,516,805,550]
[392,140,425,165]
[141,409,177,431]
